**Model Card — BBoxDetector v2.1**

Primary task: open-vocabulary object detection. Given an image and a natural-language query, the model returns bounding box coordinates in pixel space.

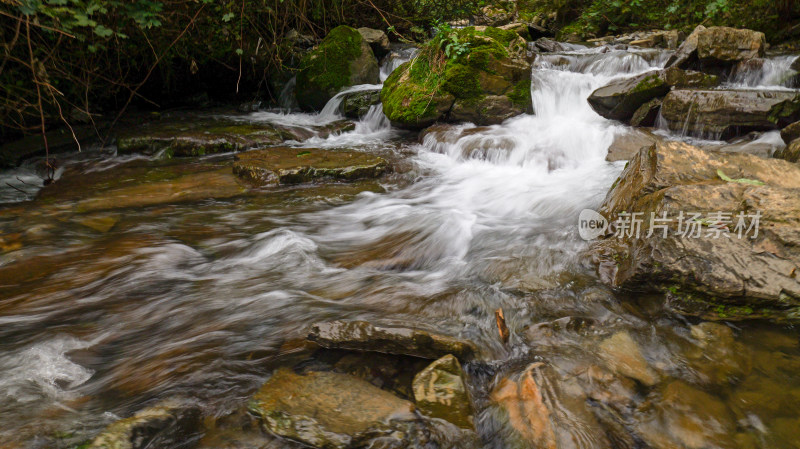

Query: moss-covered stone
[232,147,388,186]
[296,25,379,111]
[380,26,532,129]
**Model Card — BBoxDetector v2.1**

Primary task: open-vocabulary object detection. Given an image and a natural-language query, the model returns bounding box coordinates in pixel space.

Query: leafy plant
[432,22,469,59]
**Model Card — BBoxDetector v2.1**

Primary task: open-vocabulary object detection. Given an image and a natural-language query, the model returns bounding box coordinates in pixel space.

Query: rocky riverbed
[1,22,800,449]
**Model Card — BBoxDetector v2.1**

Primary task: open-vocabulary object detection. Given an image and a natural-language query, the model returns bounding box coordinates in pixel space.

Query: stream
[1,42,799,448]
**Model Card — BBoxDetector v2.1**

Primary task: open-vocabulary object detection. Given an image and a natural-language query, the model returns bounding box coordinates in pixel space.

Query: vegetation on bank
[1,0,799,146]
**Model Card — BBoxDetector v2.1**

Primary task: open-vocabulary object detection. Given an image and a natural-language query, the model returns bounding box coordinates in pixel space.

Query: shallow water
[1,43,799,448]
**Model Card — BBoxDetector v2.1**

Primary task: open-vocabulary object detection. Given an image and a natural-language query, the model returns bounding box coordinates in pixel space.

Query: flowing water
[1,44,799,448]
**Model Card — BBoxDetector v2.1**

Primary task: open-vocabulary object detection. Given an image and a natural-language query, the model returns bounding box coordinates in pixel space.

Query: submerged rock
[660,89,800,139]
[587,67,718,122]
[308,320,478,360]
[115,115,353,158]
[296,25,379,111]
[412,355,474,429]
[381,26,532,129]
[340,88,382,119]
[591,140,800,321]
[490,363,611,449]
[232,147,388,187]
[248,368,416,449]
[635,381,738,449]
[685,322,752,385]
[89,400,201,449]
[597,331,658,386]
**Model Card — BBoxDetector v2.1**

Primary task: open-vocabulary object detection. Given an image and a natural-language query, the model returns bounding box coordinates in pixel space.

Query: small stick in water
[495,308,509,344]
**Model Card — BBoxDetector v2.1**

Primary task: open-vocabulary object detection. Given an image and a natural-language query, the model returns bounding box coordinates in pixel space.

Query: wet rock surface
[588,67,718,122]
[232,147,388,187]
[412,355,474,429]
[296,25,380,111]
[597,331,658,386]
[248,368,417,449]
[116,114,356,157]
[340,89,382,119]
[591,140,800,320]
[89,400,201,449]
[307,321,478,360]
[661,89,800,139]
[667,26,765,71]
[381,26,532,129]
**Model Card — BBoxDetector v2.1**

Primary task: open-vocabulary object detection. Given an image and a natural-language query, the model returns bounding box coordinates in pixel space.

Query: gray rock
[534,38,567,53]
[667,26,765,70]
[660,89,800,139]
[357,27,390,59]
[308,320,478,360]
[340,89,381,119]
[588,67,718,122]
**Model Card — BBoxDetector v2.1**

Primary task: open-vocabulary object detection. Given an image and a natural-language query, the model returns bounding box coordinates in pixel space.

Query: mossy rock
[296,25,379,111]
[380,26,532,129]
[232,147,388,186]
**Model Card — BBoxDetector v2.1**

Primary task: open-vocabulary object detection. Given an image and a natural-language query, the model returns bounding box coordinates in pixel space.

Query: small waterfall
[317,83,383,122]
[380,46,419,82]
[278,76,298,110]
[728,55,799,88]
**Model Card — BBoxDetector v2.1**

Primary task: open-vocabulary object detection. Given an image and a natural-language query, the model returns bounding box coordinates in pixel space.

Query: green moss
[296,25,364,110]
[482,27,519,47]
[508,79,532,110]
[631,74,665,94]
[768,95,800,125]
[443,64,482,99]
[381,61,450,128]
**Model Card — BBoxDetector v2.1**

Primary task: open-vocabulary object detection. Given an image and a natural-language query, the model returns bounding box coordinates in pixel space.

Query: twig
[0,10,76,38]
[5,182,29,195]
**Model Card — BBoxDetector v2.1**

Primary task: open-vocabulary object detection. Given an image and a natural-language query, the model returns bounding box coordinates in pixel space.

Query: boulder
[248,368,416,449]
[232,147,388,187]
[89,400,201,449]
[587,67,718,122]
[780,120,800,145]
[605,129,659,162]
[340,88,382,119]
[629,98,662,127]
[627,30,682,49]
[591,140,800,321]
[534,37,568,53]
[357,27,390,59]
[412,355,474,429]
[660,89,800,139]
[307,320,478,360]
[499,22,531,40]
[696,27,766,66]
[472,4,514,27]
[381,26,532,129]
[296,25,379,111]
[792,56,800,73]
[775,139,800,163]
[667,26,765,70]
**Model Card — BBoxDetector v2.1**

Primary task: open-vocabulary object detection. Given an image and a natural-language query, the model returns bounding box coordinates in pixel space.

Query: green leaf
[717,169,765,186]
[296,151,311,157]
[235,48,243,56]
[93,24,113,37]
[222,12,235,22]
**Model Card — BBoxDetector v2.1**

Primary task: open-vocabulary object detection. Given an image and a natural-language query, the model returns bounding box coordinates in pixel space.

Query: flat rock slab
[233,147,388,186]
[116,115,355,157]
[248,368,416,449]
[308,320,478,360]
[660,89,800,139]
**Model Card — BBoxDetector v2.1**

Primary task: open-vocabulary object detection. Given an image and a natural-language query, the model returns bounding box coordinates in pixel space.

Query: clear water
[1,44,799,449]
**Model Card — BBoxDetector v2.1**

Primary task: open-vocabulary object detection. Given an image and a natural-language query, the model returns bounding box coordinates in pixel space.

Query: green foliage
[432,22,470,59]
